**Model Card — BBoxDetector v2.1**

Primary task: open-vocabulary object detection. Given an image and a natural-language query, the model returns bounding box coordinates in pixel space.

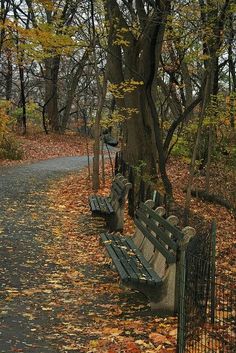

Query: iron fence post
[210,220,217,324]
[177,234,192,352]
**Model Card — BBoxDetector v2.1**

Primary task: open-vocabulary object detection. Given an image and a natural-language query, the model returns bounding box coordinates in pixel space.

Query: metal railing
[114,152,235,353]
[177,221,236,352]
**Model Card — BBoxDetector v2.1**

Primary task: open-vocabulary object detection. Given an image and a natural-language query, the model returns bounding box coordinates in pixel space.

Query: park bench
[89,174,132,232]
[100,200,196,316]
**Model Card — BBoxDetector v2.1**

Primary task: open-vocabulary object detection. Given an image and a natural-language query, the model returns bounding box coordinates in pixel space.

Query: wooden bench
[101,200,196,316]
[89,174,132,232]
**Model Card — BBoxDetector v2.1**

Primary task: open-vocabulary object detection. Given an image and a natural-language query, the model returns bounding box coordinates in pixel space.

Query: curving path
[0,157,90,353]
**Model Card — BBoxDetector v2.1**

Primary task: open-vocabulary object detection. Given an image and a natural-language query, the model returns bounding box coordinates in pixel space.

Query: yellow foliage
[112,21,141,47]
[101,107,139,128]
[204,93,236,127]
[26,25,76,56]
[108,79,144,98]
[1,14,77,62]
[34,0,55,11]
[0,100,11,139]
[113,36,130,47]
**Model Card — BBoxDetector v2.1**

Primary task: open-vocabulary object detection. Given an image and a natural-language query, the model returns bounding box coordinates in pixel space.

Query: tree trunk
[205,126,213,193]
[121,90,157,176]
[92,78,107,191]
[44,56,61,132]
[61,51,89,132]
[5,50,12,100]
[105,0,172,197]
[19,63,27,135]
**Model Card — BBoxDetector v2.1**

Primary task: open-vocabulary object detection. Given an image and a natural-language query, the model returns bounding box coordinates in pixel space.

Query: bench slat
[97,196,110,213]
[103,197,114,214]
[125,237,162,283]
[89,195,114,214]
[134,218,176,264]
[140,203,183,240]
[115,179,127,190]
[109,234,141,282]
[89,197,97,212]
[110,236,152,284]
[111,183,124,200]
[101,233,138,281]
[89,196,100,211]
[101,233,162,286]
[136,208,177,251]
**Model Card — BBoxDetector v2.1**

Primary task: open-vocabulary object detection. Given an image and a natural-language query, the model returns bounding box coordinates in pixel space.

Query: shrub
[171,136,191,162]
[0,135,24,160]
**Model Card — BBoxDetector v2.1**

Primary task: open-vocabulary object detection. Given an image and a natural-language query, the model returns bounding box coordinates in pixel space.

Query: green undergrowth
[0,135,24,160]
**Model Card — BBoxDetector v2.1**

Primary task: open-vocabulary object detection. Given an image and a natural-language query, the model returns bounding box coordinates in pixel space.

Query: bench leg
[106,207,125,232]
[149,264,177,316]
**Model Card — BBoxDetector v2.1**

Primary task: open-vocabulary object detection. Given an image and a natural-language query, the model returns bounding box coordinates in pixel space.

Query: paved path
[0,156,156,353]
[0,157,89,353]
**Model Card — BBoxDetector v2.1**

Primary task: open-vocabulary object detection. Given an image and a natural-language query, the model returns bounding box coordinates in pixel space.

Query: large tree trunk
[105,0,172,197]
[44,56,61,132]
[121,90,157,176]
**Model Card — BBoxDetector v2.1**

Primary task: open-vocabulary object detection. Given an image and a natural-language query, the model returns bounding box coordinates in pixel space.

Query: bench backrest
[133,202,184,264]
[133,200,196,314]
[110,174,132,207]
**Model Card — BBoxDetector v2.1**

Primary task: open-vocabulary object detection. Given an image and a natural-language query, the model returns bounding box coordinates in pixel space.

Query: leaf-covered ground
[0,132,93,167]
[43,161,235,351]
[0,158,177,353]
[42,170,178,353]
[167,158,236,284]
[0,133,235,352]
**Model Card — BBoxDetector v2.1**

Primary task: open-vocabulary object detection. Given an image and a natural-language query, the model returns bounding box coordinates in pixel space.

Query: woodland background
[0,2,235,352]
[0,0,235,217]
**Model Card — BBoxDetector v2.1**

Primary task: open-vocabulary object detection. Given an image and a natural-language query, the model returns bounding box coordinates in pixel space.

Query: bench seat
[101,232,162,286]
[89,195,114,215]
[88,174,131,231]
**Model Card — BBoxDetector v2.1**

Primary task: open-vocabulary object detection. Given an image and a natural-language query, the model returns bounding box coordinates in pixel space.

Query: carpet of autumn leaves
[0,132,235,352]
[44,160,235,352]
[1,131,234,284]
[0,132,93,166]
[43,168,177,353]
[167,158,235,284]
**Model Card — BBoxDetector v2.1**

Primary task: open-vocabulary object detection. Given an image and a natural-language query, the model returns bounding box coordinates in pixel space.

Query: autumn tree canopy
[0,0,235,198]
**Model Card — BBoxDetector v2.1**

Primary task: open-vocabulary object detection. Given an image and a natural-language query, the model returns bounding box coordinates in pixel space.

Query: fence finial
[155,206,166,216]
[144,199,155,208]
[166,215,179,226]
[180,226,196,249]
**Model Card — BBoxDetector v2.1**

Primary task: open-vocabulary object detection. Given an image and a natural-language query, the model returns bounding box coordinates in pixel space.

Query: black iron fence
[178,221,236,353]
[183,282,236,352]
[115,151,235,353]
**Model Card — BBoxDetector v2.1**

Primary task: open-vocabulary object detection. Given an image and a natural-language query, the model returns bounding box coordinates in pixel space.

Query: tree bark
[44,56,61,132]
[61,51,89,132]
[5,50,12,100]
[105,0,173,196]
[92,76,107,191]
[19,63,27,135]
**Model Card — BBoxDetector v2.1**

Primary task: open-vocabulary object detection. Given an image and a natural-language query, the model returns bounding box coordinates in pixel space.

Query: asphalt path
[0,157,90,353]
